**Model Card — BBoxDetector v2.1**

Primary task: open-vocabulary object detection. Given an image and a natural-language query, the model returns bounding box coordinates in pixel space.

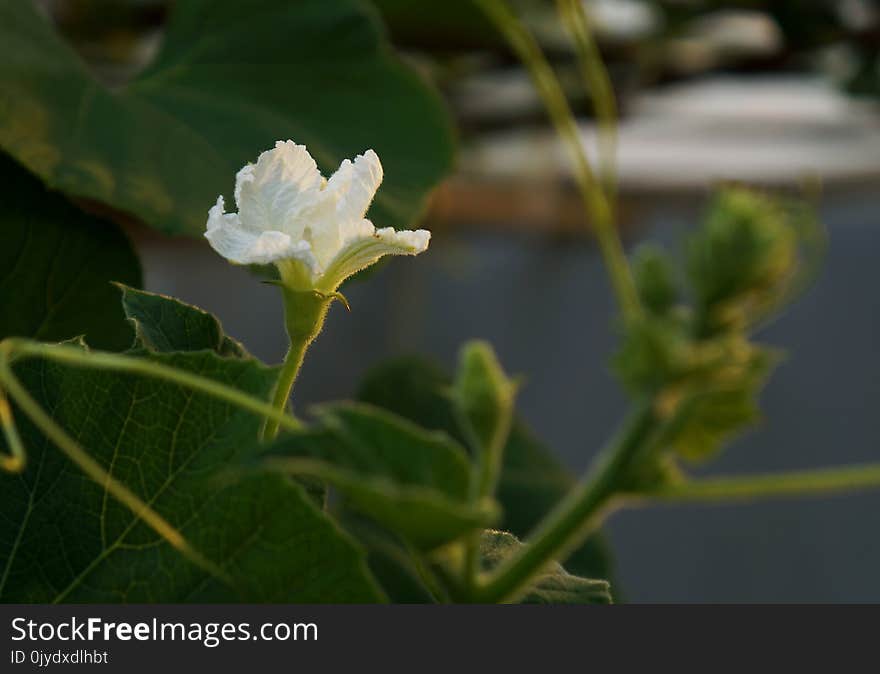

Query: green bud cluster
[614,187,817,463]
[688,188,800,335]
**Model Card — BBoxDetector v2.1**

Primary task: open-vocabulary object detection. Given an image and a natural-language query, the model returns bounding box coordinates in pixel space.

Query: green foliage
[452,341,518,504]
[2,289,616,603]
[259,402,498,550]
[480,531,611,604]
[119,285,246,357]
[453,341,517,455]
[0,293,381,603]
[0,154,140,350]
[357,356,617,585]
[0,0,454,237]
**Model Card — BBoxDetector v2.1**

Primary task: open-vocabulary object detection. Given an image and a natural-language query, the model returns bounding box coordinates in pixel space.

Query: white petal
[325,149,384,222]
[306,150,384,267]
[205,196,319,268]
[234,140,323,237]
[316,225,431,292]
[307,215,376,271]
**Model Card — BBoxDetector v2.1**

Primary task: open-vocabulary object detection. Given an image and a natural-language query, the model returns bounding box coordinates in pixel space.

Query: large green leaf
[480,530,611,604]
[0,0,454,237]
[260,402,498,550]
[371,0,500,50]
[356,356,618,586]
[0,153,140,350]
[0,297,381,602]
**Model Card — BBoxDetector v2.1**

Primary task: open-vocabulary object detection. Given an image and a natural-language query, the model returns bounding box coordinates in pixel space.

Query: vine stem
[556,0,618,198]
[475,0,640,320]
[474,400,657,603]
[631,464,880,503]
[475,395,880,602]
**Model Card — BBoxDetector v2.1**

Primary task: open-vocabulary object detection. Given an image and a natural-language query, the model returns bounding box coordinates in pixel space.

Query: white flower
[205,140,430,293]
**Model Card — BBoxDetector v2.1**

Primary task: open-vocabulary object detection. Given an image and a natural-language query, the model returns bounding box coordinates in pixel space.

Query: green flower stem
[261,346,308,441]
[631,463,880,504]
[0,358,228,584]
[261,290,333,441]
[475,400,657,603]
[0,338,304,436]
[475,0,640,320]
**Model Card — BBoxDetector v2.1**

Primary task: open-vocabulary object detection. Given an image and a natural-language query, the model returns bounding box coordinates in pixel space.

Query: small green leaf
[453,340,517,456]
[0,154,141,350]
[357,356,618,587]
[0,0,454,237]
[480,531,611,604]
[119,285,246,357]
[260,403,498,550]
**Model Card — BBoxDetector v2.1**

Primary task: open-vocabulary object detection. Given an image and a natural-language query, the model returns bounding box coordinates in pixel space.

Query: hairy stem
[261,341,310,441]
[475,401,657,603]
[475,0,639,319]
[261,290,332,440]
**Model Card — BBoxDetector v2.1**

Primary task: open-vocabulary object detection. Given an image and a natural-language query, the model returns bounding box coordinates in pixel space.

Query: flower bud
[687,188,797,333]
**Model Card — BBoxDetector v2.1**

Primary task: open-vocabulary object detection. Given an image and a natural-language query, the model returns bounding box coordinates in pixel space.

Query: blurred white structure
[462,76,880,191]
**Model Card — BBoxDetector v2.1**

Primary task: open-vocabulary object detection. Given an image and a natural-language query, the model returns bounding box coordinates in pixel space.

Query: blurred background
[36,0,880,601]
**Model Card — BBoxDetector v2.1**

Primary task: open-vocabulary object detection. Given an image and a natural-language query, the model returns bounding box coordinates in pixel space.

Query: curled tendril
[0,385,25,473]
